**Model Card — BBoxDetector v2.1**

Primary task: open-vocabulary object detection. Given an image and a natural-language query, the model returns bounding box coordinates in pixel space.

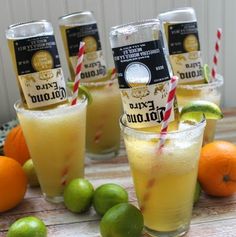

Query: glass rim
[120,114,206,140]
[177,74,223,90]
[58,11,93,21]
[80,77,118,87]
[110,18,160,35]
[14,96,87,115]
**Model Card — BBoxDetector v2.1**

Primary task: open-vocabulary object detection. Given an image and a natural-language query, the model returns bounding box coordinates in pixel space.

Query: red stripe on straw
[140,76,178,213]
[71,41,85,106]
[158,76,178,151]
[211,28,222,80]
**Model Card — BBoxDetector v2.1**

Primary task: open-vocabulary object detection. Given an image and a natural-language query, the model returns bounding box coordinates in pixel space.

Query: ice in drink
[15,98,87,202]
[121,117,205,236]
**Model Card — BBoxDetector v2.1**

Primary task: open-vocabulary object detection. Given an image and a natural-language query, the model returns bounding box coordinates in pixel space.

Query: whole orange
[3,125,30,165]
[0,156,27,212]
[198,140,236,197]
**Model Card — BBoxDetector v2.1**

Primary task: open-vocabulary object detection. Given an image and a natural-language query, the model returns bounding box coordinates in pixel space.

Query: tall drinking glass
[177,75,223,145]
[81,76,122,159]
[15,98,87,203]
[120,115,205,237]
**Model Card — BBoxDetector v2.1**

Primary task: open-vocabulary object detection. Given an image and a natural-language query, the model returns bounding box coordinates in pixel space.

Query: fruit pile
[63,179,143,237]
[0,124,144,237]
[2,101,236,236]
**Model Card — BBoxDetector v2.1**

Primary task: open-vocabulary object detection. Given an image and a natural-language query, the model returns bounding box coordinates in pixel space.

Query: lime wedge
[180,100,223,122]
[67,82,93,105]
[202,64,211,83]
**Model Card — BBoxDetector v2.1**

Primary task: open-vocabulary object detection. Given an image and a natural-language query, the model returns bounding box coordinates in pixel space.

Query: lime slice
[67,82,93,105]
[180,100,223,122]
[202,64,211,83]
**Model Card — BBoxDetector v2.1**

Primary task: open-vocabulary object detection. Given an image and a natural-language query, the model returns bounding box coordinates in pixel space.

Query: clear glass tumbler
[120,115,206,237]
[177,74,223,145]
[15,97,87,203]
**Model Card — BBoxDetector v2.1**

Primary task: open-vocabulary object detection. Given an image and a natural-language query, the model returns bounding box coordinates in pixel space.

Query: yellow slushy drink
[81,77,122,159]
[121,116,205,237]
[177,75,223,144]
[15,97,87,203]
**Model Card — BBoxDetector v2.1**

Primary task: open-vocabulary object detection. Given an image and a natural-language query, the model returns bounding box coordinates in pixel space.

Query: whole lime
[63,178,94,213]
[100,203,144,237]
[93,183,128,216]
[7,216,47,237]
[23,159,40,187]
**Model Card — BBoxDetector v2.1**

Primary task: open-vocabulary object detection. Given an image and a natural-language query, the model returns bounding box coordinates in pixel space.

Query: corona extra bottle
[110,19,179,131]
[6,20,67,109]
[158,7,205,84]
[59,11,107,81]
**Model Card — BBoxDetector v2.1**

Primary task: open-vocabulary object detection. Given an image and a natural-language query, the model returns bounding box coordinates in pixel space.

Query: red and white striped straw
[106,68,117,88]
[110,68,117,81]
[211,28,222,80]
[71,41,85,105]
[158,76,178,151]
[140,76,178,212]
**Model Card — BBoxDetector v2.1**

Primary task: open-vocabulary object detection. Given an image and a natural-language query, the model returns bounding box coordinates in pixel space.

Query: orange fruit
[0,156,27,212]
[198,140,236,197]
[3,125,30,165]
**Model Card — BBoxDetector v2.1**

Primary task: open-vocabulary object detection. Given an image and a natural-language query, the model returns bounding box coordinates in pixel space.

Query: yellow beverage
[15,98,87,203]
[82,78,122,159]
[121,118,205,236]
[177,75,223,144]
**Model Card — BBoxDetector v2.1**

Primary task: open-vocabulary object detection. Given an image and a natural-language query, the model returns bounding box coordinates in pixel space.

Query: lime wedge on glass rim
[202,64,211,83]
[180,100,223,122]
[67,82,93,105]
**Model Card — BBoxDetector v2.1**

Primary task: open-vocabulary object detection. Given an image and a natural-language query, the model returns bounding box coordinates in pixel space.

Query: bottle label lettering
[165,21,204,83]
[13,35,67,109]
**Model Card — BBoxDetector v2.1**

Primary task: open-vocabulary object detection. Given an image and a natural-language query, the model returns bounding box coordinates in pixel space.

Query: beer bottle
[59,11,107,82]
[110,19,179,132]
[6,20,67,109]
[158,7,205,84]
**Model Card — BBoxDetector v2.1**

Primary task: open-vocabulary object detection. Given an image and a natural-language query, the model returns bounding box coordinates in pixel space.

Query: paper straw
[158,76,178,151]
[71,41,85,105]
[140,76,178,212]
[61,42,85,186]
[105,68,117,89]
[110,68,117,81]
[211,28,222,80]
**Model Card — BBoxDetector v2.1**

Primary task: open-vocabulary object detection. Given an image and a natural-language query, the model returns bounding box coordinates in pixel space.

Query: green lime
[180,100,223,122]
[67,83,93,105]
[93,183,128,216]
[7,216,47,237]
[194,181,202,204]
[23,159,40,187]
[100,203,144,237]
[202,64,211,83]
[63,178,94,213]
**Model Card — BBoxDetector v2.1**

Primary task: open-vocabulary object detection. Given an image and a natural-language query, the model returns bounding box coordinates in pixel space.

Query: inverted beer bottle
[158,7,205,84]
[6,20,67,109]
[59,11,107,81]
[109,19,179,131]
